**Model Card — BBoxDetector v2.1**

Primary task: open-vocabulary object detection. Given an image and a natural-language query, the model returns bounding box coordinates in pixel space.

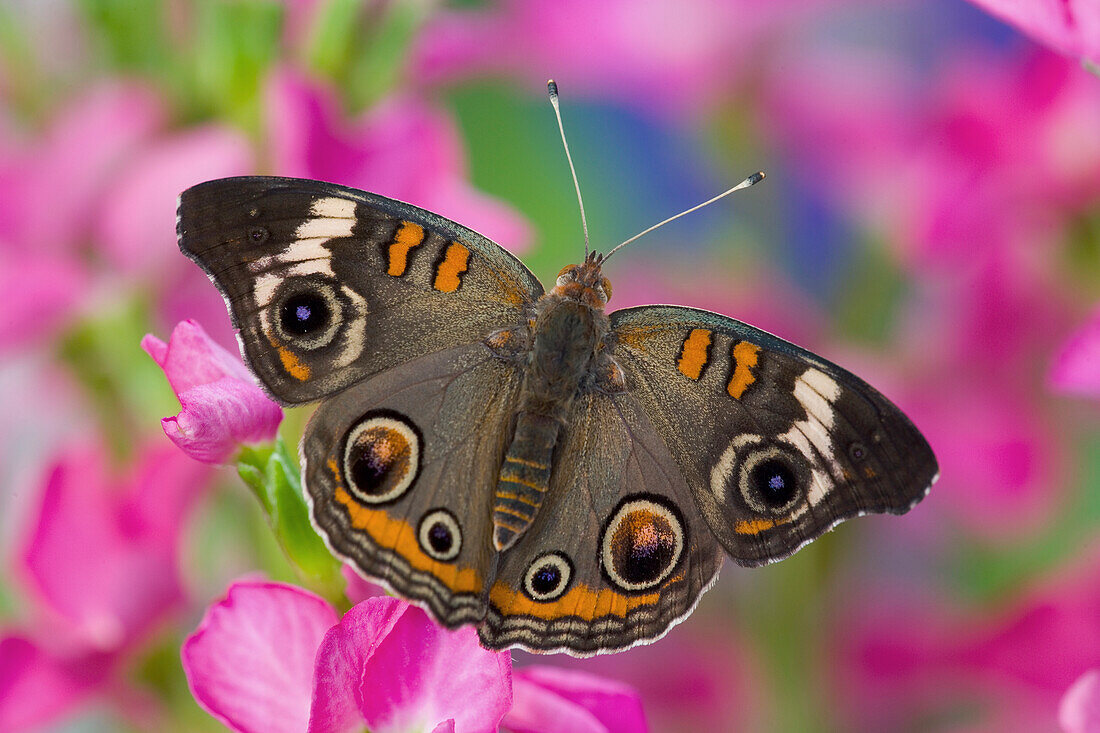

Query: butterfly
[177,170,937,656]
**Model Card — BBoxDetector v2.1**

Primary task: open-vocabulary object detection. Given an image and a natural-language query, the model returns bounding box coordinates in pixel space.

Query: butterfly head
[552,251,612,307]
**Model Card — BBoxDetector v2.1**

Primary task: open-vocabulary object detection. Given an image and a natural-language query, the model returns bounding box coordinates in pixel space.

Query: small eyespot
[342,412,422,505]
[279,292,330,336]
[248,207,261,218]
[523,552,574,601]
[418,509,462,562]
[272,280,343,350]
[248,226,269,243]
[848,442,867,462]
[739,447,805,515]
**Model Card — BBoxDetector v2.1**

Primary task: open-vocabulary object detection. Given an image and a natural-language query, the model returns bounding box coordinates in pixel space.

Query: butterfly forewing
[176,176,542,404]
[609,305,937,567]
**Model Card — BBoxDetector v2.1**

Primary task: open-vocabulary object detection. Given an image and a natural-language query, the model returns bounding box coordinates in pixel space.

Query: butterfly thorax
[490,254,616,551]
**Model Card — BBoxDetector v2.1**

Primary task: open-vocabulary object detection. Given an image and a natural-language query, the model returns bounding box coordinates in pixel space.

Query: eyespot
[273,280,342,350]
[418,509,461,562]
[848,442,867,462]
[601,495,684,592]
[342,411,422,505]
[556,265,578,288]
[248,226,269,243]
[739,447,806,515]
[522,552,574,602]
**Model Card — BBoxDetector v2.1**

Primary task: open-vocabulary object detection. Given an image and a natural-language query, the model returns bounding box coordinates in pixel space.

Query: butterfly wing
[482,390,724,655]
[608,305,937,567]
[302,343,523,627]
[177,176,542,404]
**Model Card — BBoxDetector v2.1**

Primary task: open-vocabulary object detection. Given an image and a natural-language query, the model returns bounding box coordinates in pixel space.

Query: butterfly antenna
[548,79,591,258]
[603,171,766,262]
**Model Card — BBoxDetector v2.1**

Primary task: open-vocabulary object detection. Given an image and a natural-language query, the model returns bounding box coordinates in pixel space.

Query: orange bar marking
[433,242,470,292]
[677,328,712,380]
[278,347,311,381]
[332,484,481,593]
[734,516,790,535]
[489,581,660,621]
[387,221,425,276]
[727,341,761,399]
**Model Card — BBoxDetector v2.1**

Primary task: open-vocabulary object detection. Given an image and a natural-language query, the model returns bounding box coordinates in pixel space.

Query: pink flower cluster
[184,581,648,733]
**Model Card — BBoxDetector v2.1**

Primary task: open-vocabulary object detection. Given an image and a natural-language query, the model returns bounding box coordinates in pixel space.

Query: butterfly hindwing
[302,343,523,627]
[482,390,724,655]
[609,305,937,567]
[177,176,542,404]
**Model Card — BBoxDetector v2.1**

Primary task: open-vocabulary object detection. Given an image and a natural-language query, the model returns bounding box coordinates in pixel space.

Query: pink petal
[141,319,254,393]
[307,596,408,733]
[307,597,511,733]
[340,564,387,604]
[0,250,89,350]
[95,124,253,276]
[144,320,282,463]
[1050,308,1100,397]
[1061,669,1100,733]
[265,68,530,251]
[21,443,212,649]
[183,581,339,733]
[507,666,648,733]
[161,378,285,464]
[968,0,1100,66]
[0,82,165,255]
[357,603,512,733]
[0,635,108,732]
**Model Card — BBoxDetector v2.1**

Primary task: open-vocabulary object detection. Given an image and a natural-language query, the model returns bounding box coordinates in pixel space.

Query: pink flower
[411,0,829,118]
[1050,307,1100,398]
[266,68,530,251]
[838,554,1100,730]
[183,582,510,733]
[0,81,252,351]
[763,47,1100,270]
[0,440,213,729]
[508,666,647,733]
[967,0,1100,67]
[183,580,650,733]
[1061,669,1100,733]
[143,320,283,464]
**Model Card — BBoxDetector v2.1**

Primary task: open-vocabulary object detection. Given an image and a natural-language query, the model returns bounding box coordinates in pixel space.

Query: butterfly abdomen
[494,413,557,550]
[492,294,609,551]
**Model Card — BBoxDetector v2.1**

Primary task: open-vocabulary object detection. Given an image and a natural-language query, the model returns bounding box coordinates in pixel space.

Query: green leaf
[188,0,284,135]
[306,0,427,111]
[234,438,343,594]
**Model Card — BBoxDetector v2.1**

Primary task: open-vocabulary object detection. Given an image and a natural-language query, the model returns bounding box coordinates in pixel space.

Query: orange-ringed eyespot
[600,495,684,592]
[342,411,421,505]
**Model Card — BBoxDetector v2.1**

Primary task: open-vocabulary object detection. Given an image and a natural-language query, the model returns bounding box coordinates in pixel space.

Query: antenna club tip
[547,79,558,96]
[750,171,765,185]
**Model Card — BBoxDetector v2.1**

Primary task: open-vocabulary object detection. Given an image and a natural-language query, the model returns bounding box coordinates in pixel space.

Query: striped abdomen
[493,412,558,551]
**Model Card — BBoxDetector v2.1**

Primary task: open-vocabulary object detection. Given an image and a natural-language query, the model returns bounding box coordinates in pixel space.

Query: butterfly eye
[523,552,574,601]
[599,277,612,302]
[556,265,578,287]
